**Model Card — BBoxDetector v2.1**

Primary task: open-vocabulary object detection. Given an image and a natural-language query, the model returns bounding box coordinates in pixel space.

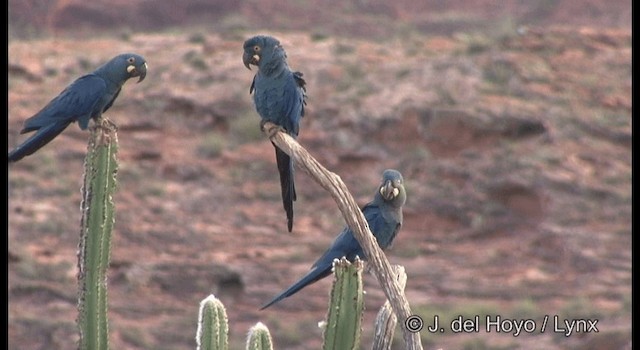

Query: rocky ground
[7,2,631,350]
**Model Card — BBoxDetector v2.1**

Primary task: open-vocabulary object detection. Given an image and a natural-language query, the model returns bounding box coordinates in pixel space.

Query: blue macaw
[243,35,307,232]
[260,169,407,309]
[8,53,148,162]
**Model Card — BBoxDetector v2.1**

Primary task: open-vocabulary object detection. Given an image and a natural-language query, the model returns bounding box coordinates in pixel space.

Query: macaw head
[242,35,286,71]
[99,53,148,84]
[121,53,147,83]
[377,169,406,208]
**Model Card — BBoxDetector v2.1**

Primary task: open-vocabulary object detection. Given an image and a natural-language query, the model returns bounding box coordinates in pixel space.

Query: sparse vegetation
[189,33,207,45]
[197,132,226,158]
[184,50,209,71]
[229,109,265,145]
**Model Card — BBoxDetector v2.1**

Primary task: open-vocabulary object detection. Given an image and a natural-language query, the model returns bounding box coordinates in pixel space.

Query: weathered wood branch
[262,122,423,350]
[372,265,408,350]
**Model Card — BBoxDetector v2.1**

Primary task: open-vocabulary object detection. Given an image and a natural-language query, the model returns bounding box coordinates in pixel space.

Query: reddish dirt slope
[8,2,630,350]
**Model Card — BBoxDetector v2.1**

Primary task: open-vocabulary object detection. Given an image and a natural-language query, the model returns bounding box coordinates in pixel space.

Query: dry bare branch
[262,122,423,350]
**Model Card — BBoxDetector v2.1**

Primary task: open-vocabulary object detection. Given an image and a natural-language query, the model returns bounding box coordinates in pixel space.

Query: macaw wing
[362,202,401,250]
[22,74,107,133]
[280,71,306,136]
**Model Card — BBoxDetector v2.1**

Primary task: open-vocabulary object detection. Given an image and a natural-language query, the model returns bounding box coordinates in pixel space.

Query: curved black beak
[243,51,260,70]
[243,52,252,70]
[380,180,398,200]
[127,62,147,83]
[136,62,148,83]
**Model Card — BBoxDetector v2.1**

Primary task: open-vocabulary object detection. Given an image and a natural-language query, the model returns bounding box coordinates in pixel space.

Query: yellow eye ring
[127,57,135,63]
[253,45,261,52]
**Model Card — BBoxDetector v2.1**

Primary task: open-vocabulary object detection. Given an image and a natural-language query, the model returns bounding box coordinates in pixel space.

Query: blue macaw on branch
[261,169,407,309]
[8,53,148,162]
[243,35,307,232]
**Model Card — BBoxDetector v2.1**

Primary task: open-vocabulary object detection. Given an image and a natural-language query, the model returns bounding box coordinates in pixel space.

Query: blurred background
[8,0,631,349]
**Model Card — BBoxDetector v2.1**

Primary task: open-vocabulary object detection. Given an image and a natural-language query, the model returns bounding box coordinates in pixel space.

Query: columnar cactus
[77,122,119,350]
[322,257,365,350]
[196,294,229,350]
[246,322,274,350]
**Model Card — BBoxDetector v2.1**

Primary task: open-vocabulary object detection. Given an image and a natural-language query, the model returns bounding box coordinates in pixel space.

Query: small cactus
[196,294,229,350]
[322,257,365,350]
[246,322,274,350]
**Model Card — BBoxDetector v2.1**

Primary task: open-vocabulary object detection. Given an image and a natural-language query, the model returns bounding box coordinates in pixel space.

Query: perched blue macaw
[261,169,407,309]
[8,53,148,162]
[243,35,307,232]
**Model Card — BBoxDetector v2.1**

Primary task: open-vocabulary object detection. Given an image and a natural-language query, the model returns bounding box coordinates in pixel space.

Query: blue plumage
[243,35,306,232]
[261,169,406,309]
[8,53,147,162]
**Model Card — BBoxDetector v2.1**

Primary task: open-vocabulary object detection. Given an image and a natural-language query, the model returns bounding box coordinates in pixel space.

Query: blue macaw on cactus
[9,53,147,162]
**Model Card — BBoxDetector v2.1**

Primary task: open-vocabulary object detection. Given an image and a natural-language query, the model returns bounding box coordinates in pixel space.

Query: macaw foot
[89,117,118,133]
[260,120,286,138]
[101,118,119,132]
[87,118,119,146]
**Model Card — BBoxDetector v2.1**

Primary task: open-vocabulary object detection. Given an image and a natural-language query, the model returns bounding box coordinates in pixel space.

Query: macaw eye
[253,45,261,52]
[127,57,135,64]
